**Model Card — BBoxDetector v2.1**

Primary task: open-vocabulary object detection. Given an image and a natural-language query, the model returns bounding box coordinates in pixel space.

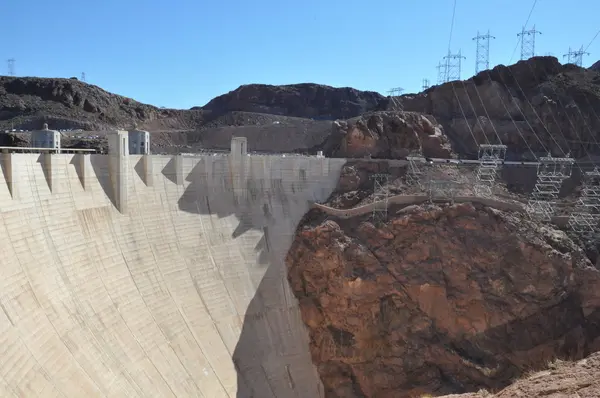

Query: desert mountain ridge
[1,56,600,158]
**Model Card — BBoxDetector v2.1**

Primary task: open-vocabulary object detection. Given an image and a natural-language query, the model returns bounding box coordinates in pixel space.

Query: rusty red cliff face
[286,202,600,397]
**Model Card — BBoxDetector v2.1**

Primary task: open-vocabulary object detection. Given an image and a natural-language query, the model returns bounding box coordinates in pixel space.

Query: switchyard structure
[406,156,426,189]
[371,173,389,223]
[428,179,459,202]
[568,168,600,238]
[526,155,575,221]
[474,144,507,197]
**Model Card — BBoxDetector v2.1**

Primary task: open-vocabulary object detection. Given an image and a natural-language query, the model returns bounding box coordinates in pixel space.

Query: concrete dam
[0,134,347,397]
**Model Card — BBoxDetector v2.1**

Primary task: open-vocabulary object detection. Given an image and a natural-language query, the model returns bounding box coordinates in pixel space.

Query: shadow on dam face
[175,155,345,397]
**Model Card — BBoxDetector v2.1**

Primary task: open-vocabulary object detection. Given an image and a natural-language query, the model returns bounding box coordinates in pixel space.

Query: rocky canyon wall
[285,201,600,397]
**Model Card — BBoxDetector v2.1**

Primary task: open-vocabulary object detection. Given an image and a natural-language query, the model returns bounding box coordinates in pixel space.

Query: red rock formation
[286,202,600,397]
[327,111,453,159]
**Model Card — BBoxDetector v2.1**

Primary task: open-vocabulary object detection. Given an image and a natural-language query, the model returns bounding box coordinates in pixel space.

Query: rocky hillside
[591,60,600,71]
[2,56,600,158]
[401,56,600,158]
[0,77,385,131]
[201,83,386,120]
[286,201,600,397]
[440,353,600,397]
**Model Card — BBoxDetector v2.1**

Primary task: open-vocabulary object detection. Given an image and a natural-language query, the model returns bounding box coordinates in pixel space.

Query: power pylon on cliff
[436,61,446,85]
[563,46,590,67]
[443,50,466,82]
[569,168,600,239]
[472,31,495,74]
[387,87,404,110]
[7,59,15,76]
[371,173,389,223]
[518,25,541,60]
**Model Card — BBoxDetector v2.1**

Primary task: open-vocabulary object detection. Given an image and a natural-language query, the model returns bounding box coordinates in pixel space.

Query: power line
[509,0,539,63]
[585,28,600,52]
[472,30,495,74]
[387,87,404,110]
[447,0,458,53]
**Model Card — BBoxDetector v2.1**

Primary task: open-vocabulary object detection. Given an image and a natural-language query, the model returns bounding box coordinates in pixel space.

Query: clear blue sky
[3,0,599,109]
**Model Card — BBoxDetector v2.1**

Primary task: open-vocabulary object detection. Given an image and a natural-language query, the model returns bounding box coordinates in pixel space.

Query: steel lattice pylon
[406,156,426,190]
[474,144,506,197]
[428,179,459,202]
[525,154,574,221]
[371,174,389,223]
[568,168,600,239]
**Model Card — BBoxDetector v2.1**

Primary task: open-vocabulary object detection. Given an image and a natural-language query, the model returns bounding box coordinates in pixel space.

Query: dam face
[0,150,346,397]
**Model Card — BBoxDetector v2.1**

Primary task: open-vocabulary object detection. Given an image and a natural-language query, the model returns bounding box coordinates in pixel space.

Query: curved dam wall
[0,149,346,397]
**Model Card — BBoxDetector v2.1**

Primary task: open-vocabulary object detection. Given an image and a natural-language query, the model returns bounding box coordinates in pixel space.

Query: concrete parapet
[107,130,129,213]
[1,149,18,198]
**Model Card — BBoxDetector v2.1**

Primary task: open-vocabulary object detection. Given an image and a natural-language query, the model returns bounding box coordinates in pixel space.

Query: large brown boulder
[325,111,453,159]
[286,202,600,397]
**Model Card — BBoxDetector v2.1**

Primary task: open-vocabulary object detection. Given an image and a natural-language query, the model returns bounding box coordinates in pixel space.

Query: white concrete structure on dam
[0,135,347,397]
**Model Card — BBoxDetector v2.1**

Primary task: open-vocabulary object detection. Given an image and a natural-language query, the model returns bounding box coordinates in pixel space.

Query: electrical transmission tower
[525,154,574,221]
[436,61,447,85]
[422,79,430,91]
[370,174,389,223]
[518,25,542,60]
[474,144,506,197]
[443,50,466,82]
[7,59,15,76]
[81,72,86,82]
[387,87,404,110]
[568,168,600,239]
[563,46,590,67]
[406,156,426,190]
[472,30,495,74]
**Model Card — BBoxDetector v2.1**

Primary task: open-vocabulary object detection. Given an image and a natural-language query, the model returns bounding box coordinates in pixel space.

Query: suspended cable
[585,28,600,52]
[509,0,539,63]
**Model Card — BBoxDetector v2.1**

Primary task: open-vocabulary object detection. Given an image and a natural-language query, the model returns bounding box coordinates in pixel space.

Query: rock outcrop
[286,202,600,397]
[401,57,600,158]
[201,83,387,120]
[440,353,600,397]
[323,111,453,159]
[591,60,600,71]
[0,76,188,130]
